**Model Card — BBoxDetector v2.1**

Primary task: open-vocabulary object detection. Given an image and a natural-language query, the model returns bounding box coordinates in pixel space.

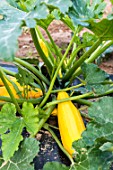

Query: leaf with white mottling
[99,142,113,152]
[68,0,106,26]
[43,0,72,14]
[72,97,113,169]
[0,138,40,170]
[81,63,109,84]
[81,63,111,94]
[43,162,69,170]
[0,1,26,61]
[73,143,113,170]
[88,97,113,124]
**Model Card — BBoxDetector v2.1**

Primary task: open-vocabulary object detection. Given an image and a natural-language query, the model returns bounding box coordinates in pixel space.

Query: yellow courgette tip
[57,91,86,156]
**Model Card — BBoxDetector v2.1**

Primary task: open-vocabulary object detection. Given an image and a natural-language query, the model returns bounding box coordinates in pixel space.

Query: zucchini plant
[0,0,113,169]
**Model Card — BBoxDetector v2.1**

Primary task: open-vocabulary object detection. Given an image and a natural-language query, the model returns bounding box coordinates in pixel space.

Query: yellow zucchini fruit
[0,76,43,100]
[57,91,85,156]
[39,39,49,57]
[0,76,17,86]
[24,87,43,98]
[51,108,57,116]
[0,84,42,101]
[0,86,19,99]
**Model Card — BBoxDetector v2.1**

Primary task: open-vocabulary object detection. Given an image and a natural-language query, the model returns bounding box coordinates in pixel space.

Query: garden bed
[0,1,113,170]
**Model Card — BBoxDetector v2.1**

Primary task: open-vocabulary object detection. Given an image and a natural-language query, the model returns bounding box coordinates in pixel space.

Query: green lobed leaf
[72,144,113,170]
[89,19,113,40]
[6,0,19,8]
[86,84,111,95]
[16,67,34,86]
[0,103,24,160]
[0,1,50,61]
[0,0,72,61]
[19,0,37,11]
[35,14,54,29]
[72,137,113,169]
[88,97,113,124]
[25,0,72,28]
[1,119,24,161]
[21,102,39,136]
[0,138,40,170]
[79,97,113,147]
[0,1,26,61]
[61,15,76,31]
[79,122,113,148]
[25,0,50,28]
[43,162,69,170]
[6,0,39,12]
[51,9,61,20]
[43,0,72,14]
[0,103,17,134]
[82,32,98,46]
[99,142,113,152]
[71,97,113,169]
[80,123,101,147]
[81,63,109,84]
[0,102,40,161]
[0,0,72,62]
[81,63,111,94]
[68,0,106,27]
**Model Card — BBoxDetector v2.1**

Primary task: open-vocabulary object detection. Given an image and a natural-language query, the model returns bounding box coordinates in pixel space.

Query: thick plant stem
[75,98,92,106]
[14,57,50,85]
[0,70,21,114]
[69,40,113,81]
[30,28,53,73]
[39,35,79,107]
[86,40,113,64]
[0,96,43,104]
[39,31,81,107]
[35,25,44,40]
[63,29,78,64]
[51,83,84,93]
[45,29,66,72]
[43,92,93,109]
[43,123,75,165]
[88,88,113,98]
[37,104,55,132]
[66,45,85,69]
[63,39,102,82]
[0,66,16,77]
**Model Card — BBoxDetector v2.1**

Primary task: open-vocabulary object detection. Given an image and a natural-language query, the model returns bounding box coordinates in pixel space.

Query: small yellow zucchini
[0,85,42,101]
[51,108,57,116]
[0,76,42,100]
[57,91,85,156]
[39,39,49,57]
[0,76,17,86]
